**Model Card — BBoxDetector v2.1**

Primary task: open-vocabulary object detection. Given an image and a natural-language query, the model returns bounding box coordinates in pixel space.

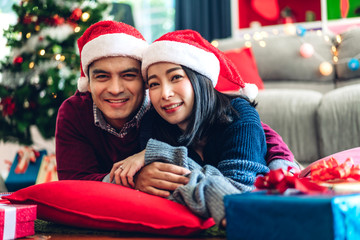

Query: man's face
[88,56,144,130]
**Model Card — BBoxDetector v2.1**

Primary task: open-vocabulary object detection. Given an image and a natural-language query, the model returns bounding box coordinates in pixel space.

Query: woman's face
[147,62,194,131]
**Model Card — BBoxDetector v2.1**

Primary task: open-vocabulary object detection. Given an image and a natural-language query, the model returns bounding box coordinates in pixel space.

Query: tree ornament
[0,97,16,117]
[300,43,314,58]
[13,56,24,65]
[70,8,82,21]
[22,14,32,24]
[348,58,360,71]
[52,14,65,25]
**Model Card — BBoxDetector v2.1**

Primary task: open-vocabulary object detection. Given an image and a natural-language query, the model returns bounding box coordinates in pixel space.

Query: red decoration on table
[340,0,350,18]
[251,0,280,20]
[0,204,37,240]
[255,168,328,194]
[310,157,360,182]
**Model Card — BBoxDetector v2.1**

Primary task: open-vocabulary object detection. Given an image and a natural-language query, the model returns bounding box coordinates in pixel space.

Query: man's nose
[108,77,125,94]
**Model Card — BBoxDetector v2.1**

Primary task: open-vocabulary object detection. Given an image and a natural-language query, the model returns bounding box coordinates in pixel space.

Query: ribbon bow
[255,168,328,194]
[310,157,360,182]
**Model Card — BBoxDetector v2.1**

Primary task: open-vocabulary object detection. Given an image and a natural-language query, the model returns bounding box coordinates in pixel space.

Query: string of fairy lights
[212,23,360,76]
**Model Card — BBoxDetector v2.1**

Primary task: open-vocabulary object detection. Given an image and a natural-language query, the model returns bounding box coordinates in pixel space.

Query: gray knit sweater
[144,138,257,225]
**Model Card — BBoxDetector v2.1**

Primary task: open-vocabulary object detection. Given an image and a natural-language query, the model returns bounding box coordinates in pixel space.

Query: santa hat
[77,20,148,92]
[141,30,258,100]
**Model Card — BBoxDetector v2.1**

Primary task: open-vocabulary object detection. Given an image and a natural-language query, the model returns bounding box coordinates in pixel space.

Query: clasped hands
[109,150,190,198]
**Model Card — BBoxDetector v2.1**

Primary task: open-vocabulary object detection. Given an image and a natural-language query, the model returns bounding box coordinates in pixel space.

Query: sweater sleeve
[55,97,107,181]
[262,122,295,162]
[216,99,269,187]
[144,138,243,225]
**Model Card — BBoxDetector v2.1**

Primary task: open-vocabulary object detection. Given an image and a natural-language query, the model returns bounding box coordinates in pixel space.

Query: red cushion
[4,180,215,236]
[216,47,264,92]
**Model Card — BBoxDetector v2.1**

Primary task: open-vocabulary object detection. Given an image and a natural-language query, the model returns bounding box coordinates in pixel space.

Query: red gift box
[0,204,36,240]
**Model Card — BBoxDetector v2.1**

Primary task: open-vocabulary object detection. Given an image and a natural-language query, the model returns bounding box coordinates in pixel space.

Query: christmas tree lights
[0,0,110,144]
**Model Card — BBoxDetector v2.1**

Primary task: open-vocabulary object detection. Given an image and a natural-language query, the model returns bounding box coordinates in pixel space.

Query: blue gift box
[224,192,360,240]
[5,149,47,192]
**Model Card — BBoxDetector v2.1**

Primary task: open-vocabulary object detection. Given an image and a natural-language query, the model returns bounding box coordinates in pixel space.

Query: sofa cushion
[217,47,264,90]
[252,32,335,82]
[335,27,360,80]
[217,32,336,83]
[317,84,360,158]
[256,89,323,164]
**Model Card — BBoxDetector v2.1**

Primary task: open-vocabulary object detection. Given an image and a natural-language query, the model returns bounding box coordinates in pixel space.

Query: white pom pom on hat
[141,29,258,100]
[77,21,148,92]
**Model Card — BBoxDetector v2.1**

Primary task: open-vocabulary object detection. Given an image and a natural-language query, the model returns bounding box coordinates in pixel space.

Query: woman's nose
[161,84,174,100]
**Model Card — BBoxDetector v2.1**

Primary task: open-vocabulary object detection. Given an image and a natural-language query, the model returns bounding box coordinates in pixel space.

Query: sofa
[216,26,360,166]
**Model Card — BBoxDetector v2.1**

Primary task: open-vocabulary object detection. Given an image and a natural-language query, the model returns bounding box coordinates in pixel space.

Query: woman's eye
[148,82,159,88]
[172,75,183,81]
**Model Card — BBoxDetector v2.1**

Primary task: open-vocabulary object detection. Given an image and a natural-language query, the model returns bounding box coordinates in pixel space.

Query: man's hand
[134,162,190,197]
[109,150,145,188]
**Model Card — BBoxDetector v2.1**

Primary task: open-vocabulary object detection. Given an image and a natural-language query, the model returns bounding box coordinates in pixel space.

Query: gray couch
[256,85,360,166]
[216,27,360,166]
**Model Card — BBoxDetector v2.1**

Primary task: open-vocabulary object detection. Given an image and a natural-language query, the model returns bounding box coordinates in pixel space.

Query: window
[110,0,175,42]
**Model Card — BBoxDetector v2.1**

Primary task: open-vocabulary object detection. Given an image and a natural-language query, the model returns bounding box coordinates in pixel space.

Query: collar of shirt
[93,91,151,138]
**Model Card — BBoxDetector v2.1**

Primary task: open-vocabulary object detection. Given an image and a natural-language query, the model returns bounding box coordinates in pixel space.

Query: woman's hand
[109,149,146,188]
[134,162,190,197]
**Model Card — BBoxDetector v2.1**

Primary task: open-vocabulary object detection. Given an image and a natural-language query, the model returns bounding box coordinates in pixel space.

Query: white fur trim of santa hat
[239,83,259,101]
[141,40,220,87]
[77,76,89,93]
[81,33,148,79]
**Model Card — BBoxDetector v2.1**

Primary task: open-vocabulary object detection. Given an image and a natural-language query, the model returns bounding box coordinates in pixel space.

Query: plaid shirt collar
[93,91,151,138]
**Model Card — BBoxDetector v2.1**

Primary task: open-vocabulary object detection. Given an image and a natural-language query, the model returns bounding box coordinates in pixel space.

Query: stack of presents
[1,147,57,239]
[2,147,360,239]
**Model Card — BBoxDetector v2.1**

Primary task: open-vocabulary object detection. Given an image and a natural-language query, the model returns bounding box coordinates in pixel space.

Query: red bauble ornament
[13,56,23,65]
[52,14,65,25]
[70,8,82,21]
[23,15,33,24]
[0,96,16,117]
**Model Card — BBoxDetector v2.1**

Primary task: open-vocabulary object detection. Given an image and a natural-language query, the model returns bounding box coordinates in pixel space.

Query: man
[56,20,298,198]
[56,20,190,197]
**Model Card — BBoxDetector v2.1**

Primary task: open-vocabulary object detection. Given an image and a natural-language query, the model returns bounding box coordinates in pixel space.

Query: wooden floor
[21,234,225,240]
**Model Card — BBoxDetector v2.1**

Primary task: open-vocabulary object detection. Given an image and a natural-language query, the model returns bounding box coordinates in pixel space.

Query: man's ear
[87,81,91,92]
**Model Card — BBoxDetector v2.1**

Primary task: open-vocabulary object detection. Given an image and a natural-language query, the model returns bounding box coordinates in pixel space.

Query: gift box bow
[255,168,328,194]
[310,157,360,182]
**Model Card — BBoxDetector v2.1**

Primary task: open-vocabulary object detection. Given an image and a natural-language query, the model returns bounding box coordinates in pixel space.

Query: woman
[109,30,298,225]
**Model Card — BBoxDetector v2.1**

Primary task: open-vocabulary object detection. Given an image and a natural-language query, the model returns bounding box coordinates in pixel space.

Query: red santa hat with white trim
[141,30,258,100]
[77,20,148,92]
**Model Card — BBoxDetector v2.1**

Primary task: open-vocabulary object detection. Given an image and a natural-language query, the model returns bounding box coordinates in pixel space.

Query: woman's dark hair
[153,65,255,149]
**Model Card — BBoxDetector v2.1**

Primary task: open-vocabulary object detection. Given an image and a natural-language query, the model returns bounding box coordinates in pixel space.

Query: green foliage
[0,0,109,144]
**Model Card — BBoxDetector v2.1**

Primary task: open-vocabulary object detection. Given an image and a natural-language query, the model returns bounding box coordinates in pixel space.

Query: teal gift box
[224,192,360,240]
[5,149,47,192]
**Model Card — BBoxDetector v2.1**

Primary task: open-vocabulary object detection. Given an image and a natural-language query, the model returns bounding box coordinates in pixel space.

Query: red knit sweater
[55,91,141,181]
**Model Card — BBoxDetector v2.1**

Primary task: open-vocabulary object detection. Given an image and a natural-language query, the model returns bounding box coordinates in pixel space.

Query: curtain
[175,0,231,42]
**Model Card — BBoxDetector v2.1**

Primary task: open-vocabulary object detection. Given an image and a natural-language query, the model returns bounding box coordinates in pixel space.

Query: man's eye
[123,73,138,79]
[95,74,108,80]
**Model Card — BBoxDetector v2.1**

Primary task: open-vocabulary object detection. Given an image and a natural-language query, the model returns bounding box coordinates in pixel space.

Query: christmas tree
[0,0,109,145]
